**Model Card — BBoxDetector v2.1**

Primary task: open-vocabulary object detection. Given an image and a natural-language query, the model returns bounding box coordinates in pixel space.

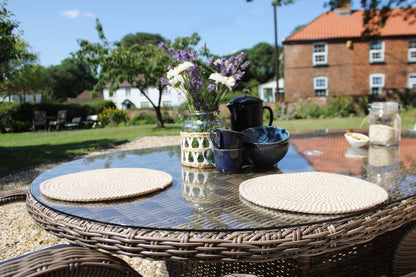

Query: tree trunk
[154,106,165,128]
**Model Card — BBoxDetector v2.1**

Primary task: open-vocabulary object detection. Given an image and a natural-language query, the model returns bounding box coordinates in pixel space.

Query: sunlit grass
[0,114,415,174]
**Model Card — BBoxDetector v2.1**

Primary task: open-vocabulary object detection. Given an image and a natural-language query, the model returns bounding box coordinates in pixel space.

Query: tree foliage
[0,0,22,82]
[1,38,41,103]
[241,42,277,85]
[119,32,166,48]
[76,19,200,128]
[41,57,97,102]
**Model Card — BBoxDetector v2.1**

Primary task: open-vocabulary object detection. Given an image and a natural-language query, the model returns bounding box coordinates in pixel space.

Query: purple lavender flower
[161,45,249,112]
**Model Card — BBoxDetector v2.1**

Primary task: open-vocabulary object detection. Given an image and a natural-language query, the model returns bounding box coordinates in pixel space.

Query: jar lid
[370,102,399,113]
[228,96,263,104]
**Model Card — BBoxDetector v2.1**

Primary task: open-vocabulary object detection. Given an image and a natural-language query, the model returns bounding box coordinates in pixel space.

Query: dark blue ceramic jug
[226,96,273,132]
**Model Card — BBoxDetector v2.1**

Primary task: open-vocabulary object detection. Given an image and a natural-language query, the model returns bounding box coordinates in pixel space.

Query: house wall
[0,93,41,103]
[283,37,416,102]
[258,79,284,103]
[103,86,185,109]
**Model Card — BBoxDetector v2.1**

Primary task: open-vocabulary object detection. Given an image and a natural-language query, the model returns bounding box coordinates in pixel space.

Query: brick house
[282,3,416,102]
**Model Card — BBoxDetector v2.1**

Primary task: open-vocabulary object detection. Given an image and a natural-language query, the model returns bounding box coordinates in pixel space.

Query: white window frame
[369,74,385,95]
[263,88,274,103]
[162,101,172,107]
[125,87,131,96]
[140,101,150,108]
[408,39,416,62]
[408,73,416,88]
[313,77,328,96]
[369,41,385,63]
[313,42,327,66]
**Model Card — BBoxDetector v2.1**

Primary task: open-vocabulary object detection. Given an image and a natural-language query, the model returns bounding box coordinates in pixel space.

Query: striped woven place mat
[239,172,389,214]
[40,168,173,202]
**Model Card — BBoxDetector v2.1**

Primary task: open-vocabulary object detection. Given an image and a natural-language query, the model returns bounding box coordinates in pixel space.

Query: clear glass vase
[180,111,225,168]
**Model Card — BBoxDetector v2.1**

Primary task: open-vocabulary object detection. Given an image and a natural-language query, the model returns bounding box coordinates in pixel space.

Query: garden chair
[83,114,98,128]
[391,224,416,276]
[0,189,27,205]
[0,244,142,277]
[32,111,47,131]
[48,110,67,131]
[64,117,81,130]
[0,190,142,277]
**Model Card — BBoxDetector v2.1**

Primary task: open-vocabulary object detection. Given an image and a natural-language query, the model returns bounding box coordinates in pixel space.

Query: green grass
[1,114,415,175]
[0,124,182,175]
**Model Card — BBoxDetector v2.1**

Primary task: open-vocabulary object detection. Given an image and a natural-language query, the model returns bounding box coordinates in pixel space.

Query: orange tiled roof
[74,90,100,100]
[285,8,416,42]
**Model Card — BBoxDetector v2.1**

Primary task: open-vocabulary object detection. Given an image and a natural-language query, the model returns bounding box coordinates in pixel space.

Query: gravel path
[0,135,181,277]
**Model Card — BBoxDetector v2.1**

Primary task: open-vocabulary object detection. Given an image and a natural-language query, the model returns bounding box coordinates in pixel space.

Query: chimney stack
[337,0,351,15]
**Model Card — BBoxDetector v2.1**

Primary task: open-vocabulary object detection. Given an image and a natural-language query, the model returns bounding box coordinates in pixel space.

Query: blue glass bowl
[242,126,290,146]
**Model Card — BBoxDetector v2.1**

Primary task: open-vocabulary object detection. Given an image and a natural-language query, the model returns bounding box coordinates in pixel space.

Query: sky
[8,0,360,67]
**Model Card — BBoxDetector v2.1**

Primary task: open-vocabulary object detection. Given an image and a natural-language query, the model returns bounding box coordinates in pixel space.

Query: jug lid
[228,96,263,104]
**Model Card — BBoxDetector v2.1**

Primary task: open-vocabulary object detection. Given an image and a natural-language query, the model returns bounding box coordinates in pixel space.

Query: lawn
[0,115,415,175]
[0,124,182,175]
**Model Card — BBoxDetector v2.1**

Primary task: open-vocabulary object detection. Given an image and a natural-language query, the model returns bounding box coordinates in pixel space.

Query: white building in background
[258,79,284,103]
[103,81,185,109]
[0,90,42,103]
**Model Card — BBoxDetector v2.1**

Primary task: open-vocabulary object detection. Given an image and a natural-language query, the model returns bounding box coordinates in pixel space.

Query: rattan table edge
[26,192,416,263]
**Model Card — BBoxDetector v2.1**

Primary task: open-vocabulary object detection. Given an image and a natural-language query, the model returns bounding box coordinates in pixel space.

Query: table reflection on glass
[26,129,416,276]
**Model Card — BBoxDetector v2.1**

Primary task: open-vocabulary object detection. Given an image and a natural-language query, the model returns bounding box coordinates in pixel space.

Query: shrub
[128,113,155,126]
[326,96,356,117]
[98,107,128,127]
[87,100,116,115]
[354,96,370,115]
[294,101,326,119]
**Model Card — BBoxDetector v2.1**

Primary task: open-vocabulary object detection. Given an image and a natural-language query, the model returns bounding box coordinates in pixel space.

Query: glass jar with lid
[368,102,401,146]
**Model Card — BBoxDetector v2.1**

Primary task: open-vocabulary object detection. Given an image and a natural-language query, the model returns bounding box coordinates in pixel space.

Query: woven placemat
[239,172,388,214]
[40,168,173,202]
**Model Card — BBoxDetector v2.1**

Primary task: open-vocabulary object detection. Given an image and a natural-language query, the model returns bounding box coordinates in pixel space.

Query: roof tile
[285,8,416,41]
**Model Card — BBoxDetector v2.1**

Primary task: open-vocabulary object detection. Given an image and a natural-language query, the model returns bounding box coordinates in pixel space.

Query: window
[162,101,172,107]
[408,39,416,62]
[140,101,149,108]
[369,74,385,95]
[162,87,171,95]
[263,88,273,102]
[369,41,384,63]
[408,73,416,88]
[313,77,328,96]
[125,87,131,96]
[313,42,327,65]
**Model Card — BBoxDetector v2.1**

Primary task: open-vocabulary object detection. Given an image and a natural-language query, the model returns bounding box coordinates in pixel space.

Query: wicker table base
[165,225,408,277]
[27,192,416,264]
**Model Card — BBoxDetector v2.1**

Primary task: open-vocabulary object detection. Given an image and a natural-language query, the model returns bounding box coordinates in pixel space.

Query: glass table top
[30,129,416,231]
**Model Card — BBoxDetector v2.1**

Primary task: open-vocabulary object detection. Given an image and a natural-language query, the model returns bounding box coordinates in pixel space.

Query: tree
[41,57,97,101]
[0,0,22,82]
[241,42,277,85]
[76,19,200,128]
[119,32,166,48]
[1,38,41,103]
